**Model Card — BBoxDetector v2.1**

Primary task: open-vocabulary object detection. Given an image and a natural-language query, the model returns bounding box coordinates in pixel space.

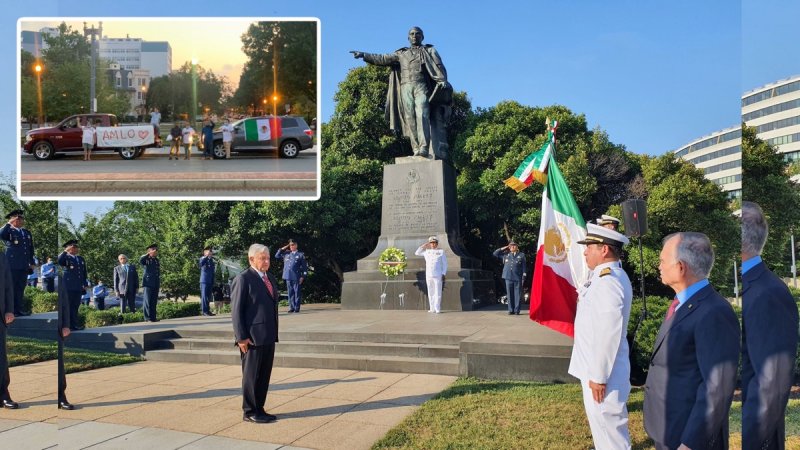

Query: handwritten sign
[96,126,155,147]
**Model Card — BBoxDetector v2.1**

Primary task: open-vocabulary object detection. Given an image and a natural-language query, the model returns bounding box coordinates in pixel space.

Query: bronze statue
[351,27,453,160]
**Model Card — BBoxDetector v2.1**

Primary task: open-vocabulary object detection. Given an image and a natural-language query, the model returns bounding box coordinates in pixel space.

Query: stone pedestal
[341,158,495,311]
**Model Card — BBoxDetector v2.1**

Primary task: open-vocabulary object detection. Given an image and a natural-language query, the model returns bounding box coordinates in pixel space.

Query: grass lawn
[372,378,800,450]
[7,336,57,367]
[7,336,140,373]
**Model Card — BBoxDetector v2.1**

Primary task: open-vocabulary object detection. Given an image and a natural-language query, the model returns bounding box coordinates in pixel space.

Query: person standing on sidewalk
[182,123,196,160]
[231,244,279,424]
[169,123,182,160]
[201,118,215,160]
[199,246,216,316]
[275,239,308,313]
[415,236,448,313]
[220,117,234,159]
[140,244,161,322]
[81,119,96,161]
[1,210,35,316]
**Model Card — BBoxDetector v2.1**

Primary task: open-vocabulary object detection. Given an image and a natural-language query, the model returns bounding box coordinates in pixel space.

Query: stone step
[144,349,459,376]
[156,338,459,358]
[174,329,468,346]
[8,312,58,341]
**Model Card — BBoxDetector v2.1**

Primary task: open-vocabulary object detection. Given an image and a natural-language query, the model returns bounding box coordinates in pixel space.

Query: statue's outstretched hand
[349,51,364,59]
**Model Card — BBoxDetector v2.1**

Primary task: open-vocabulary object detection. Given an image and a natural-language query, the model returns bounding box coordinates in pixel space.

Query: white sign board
[96,126,155,147]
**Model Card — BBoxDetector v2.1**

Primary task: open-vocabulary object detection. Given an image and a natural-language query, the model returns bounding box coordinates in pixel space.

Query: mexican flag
[504,122,556,192]
[244,118,281,141]
[529,153,588,338]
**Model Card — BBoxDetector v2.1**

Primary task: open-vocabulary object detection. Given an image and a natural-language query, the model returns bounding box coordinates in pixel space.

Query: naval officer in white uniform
[415,236,448,313]
[569,224,633,450]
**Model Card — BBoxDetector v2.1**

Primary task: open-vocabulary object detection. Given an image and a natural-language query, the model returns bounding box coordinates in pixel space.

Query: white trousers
[580,379,631,450]
[426,276,442,312]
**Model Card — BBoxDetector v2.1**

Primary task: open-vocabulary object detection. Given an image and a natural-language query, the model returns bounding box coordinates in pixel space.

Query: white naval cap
[596,215,621,227]
[577,223,630,247]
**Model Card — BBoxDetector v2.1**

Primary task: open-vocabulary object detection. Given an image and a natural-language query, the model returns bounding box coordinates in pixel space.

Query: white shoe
[428,310,434,313]
[435,311,441,314]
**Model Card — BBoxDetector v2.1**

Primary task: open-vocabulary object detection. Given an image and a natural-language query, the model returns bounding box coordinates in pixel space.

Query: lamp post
[34,63,43,126]
[140,85,147,122]
[191,58,198,129]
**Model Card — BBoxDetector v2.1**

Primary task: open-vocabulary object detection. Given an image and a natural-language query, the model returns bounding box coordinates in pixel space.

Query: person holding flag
[569,224,633,449]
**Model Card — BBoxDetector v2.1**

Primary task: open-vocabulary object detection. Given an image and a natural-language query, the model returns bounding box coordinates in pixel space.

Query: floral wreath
[378,247,407,278]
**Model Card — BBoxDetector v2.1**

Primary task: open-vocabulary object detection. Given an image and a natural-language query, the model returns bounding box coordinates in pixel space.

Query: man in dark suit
[0,209,35,316]
[113,254,139,314]
[741,202,799,450]
[199,246,216,316]
[644,232,740,450]
[0,251,18,409]
[58,240,88,331]
[231,243,279,424]
[57,271,74,410]
[139,244,160,322]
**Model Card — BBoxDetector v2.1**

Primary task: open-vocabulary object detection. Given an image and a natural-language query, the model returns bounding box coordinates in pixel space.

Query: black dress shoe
[58,400,75,410]
[2,399,19,409]
[243,413,270,423]
[508,311,514,315]
[264,413,277,422]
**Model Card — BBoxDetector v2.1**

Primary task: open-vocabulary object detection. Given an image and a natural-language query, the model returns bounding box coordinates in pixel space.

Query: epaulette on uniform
[599,267,612,277]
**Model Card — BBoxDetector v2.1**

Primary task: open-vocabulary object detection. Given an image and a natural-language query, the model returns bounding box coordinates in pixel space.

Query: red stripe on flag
[529,248,578,337]
[271,117,282,139]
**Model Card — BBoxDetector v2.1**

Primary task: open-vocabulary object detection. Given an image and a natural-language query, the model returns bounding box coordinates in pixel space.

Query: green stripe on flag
[244,119,258,141]
[545,155,586,227]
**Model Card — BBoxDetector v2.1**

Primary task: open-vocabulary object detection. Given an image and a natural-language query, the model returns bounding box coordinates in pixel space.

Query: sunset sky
[20,19,261,89]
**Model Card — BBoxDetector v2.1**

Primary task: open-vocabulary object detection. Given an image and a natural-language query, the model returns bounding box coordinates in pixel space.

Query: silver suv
[211,116,314,159]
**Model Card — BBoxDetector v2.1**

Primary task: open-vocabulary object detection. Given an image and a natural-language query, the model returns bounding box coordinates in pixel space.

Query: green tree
[0,174,58,263]
[233,21,317,120]
[145,64,230,121]
[742,124,800,272]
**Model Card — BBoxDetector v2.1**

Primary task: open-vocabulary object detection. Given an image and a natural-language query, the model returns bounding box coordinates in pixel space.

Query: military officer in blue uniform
[140,244,161,322]
[275,239,308,313]
[0,247,19,409]
[0,210,35,316]
[199,246,216,316]
[58,240,88,331]
[493,241,526,315]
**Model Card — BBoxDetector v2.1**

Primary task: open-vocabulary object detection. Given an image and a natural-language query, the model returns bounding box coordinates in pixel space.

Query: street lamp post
[34,63,43,126]
[191,58,198,129]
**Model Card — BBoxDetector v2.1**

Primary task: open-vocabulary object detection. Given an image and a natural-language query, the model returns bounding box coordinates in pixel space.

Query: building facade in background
[675,127,742,198]
[742,75,800,162]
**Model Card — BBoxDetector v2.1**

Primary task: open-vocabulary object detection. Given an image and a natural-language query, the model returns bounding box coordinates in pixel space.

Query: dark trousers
[200,283,212,314]
[287,279,301,312]
[240,343,275,416]
[43,277,55,293]
[142,286,158,321]
[67,290,82,329]
[120,293,135,313]
[10,270,27,315]
[94,296,105,311]
[58,332,67,402]
[0,330,10,401]
[505,279,521,313]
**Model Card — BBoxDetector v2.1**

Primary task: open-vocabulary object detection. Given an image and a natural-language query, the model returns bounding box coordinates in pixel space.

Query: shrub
[26,289,58,313]
[84,310,121,328]
[121,310,145,324]
[156,301,200,320]
[627,295,671,373]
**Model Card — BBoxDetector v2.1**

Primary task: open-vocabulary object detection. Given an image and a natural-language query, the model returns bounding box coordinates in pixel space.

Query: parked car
[23,113,162,160]
[211,115,314,159]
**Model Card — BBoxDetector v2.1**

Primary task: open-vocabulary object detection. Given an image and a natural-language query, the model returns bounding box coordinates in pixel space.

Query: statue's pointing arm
[351,50,399,66]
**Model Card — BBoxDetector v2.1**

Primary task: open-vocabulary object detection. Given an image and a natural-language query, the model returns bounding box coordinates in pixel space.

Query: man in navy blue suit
[275,239,308,313]
[231,243,279,424]
[58,240,88,331]
[198,246,216,316]
[644,232,740,450]
[741,202,799,450]
[0,210,35,316]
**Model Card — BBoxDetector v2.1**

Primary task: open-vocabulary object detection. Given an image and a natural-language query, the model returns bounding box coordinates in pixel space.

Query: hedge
[77,301,201,329]
[23,286,58,314]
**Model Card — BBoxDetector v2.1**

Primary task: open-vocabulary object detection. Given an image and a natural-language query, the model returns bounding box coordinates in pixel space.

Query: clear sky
[20,19,255,90]
[3,0,789,225]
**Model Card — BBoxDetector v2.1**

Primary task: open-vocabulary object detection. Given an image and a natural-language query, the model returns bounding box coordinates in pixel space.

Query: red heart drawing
[138,130,149,139]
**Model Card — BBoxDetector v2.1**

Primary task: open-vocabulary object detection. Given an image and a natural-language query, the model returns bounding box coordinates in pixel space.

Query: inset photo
[17,18,319,199]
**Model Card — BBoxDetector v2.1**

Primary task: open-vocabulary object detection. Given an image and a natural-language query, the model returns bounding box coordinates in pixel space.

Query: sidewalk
[0,360,58,449]
[58,361,456,449]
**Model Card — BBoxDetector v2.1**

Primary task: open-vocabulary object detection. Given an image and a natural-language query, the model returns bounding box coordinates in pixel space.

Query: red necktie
[665,298,680,321]
[262,274,274,298]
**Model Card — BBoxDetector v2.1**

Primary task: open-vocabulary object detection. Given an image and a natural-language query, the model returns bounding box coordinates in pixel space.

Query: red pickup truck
[23,113,162,160]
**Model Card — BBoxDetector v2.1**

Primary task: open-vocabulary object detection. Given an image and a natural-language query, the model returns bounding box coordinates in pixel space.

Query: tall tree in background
[145,63,231,120]
[742,124,800,273]
[233,21,317,120]
[1,174,58,263]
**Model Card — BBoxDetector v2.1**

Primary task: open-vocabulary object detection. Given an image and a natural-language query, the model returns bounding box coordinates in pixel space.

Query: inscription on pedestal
[382,164,446,235]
